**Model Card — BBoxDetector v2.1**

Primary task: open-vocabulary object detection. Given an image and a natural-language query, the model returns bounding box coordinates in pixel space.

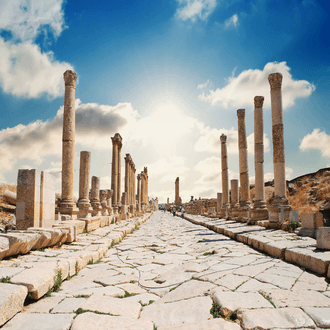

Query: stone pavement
[3,211,330,329]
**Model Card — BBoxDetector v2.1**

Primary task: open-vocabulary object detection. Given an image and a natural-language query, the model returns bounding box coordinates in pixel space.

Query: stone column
[91,176,102,216]
[124,154,130,205]
[137,174,141,211]
[111,135,118,211]
[229,179,239,219]
[58,70,78,218]
[132,165,136,208]
[144,167,149,208]
[106,189,113,214]
[77,151,93,218]
[237,109,251,222]
[117,139,122,207]
[100,190,109,216]
[251,96,268,222]
[141,172,146,211]
[175,177,180,206]
[268,73,292,223]
[220,134,229,218]
[216,193,223,213]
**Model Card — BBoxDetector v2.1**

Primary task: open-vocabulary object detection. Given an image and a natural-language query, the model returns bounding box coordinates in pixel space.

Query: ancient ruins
[0,70,330,329]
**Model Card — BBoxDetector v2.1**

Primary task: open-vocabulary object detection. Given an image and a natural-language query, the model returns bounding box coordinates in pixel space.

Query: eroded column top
[254,96,264,108]
[237,109,245,120]
[268,73,282,91]
[220,133,227,143]
[63,70,77,88]
[111,133,123,147]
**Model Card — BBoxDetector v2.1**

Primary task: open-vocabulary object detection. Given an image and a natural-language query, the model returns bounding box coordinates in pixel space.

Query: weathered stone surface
[22,295,66,313]
[80,294,141,318]
[238,307,315,330]
[263,289,330,308]
[140,296,213,328]
[71,312,154,330]
[158,318,242,330]
[302,307,330,328]
[213,291,273,317]
[2,312,74,329]
[51,297,86,314]
[214,273,250,290]
[0,283,28,326]
[316,227,330,250]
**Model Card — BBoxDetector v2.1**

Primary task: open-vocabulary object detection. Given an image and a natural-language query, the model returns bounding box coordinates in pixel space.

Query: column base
[56,206,79,220]
[77,205,93,219]
[250,208,269,224]
[91,202,102,217]
[237,204,251,222]
[269,198,292,223]
[101,206,109,216]
[219,205,228,219]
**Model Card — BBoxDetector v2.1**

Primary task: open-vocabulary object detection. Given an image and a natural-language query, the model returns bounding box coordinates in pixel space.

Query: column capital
[268,73,282,91]
[63,70,77,88]
[111,133,123,146]
[106,189,113,198]
[220,133,227,143]
[254,96,264,108]
[237,109,245,120]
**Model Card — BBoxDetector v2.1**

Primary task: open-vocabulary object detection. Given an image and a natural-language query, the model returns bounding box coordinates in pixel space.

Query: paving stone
[0,283,28,326]
[291,271,328,292]
[235,278,278,292]
[22,294,66,313]
[126,292,160,305]
[0,267,25,279]
[94,274,137,286]
[158,318,242,330]
[59,278,102,294]
[140,296,213,328]
[302,307,330,328]
[254,268,299,290]
[237,307,316,330]
[80,294,141,318]
[71,312,154,330]
[157,279,216,303]
[116,282,147,294]
[66,285,125,297]
[213,290,274,317]
[2,312,74,329]
[232,261,276,277]
[264,289,330,308]
[51,297,86,313]
[214,274,250,290]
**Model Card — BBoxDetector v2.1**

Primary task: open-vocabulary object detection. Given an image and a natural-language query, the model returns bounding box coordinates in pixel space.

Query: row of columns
[219,72,291,225]
[57,69,149,220]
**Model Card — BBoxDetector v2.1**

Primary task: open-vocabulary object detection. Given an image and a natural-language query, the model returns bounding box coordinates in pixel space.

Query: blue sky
[0,0,329,203]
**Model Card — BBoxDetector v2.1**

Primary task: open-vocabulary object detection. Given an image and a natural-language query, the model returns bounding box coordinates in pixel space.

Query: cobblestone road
[5,211,330,329]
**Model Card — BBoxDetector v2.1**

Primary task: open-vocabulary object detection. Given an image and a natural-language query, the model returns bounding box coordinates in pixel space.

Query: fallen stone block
[52,224,77,243]
[27,227,67,249]
[0,283,28,326]
[58,220,85,235]
[237,307,315,330]
[79,217,101,232]
[316,227,330,250]
[302,307,330,328]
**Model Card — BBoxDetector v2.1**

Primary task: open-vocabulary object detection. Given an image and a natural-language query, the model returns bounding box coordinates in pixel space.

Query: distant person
[164,207,166,213]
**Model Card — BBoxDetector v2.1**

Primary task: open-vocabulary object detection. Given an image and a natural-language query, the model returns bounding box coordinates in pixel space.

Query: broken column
[219,134,229,218]
[175,177,180,207]
[136,174,141,211]
[268,73,292,224]
[100,190,108,216]
[58,70,78,218]
[77,151,93,218]
[228,179,239,219]
[91,176,102,216]
[251,96,268,222]
[237,109,251,222]
[217,193,223,213]
[141,172,145,211]
[124,154,131,205]
[106,189,113,214]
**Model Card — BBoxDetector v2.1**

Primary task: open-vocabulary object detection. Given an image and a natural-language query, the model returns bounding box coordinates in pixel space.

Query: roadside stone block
[2,312,74,330]
[212,291,273,317]
[316,227,330,250]
[0,283,28,326]
[237,307,315,330]
[71,312,154,330]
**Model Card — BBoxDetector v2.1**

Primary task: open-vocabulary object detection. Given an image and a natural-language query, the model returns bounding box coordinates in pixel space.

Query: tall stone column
[175,177,180,207]
[251,96,268,222]
[91,176,102,216]
[106,189,113,214]
[111,136,118,211]
[132,165,136,207]
[58,70,78,218]
[229,179,239,219]
[141,172,145,210]
[220,134,229,218]
[268,73,292,223]
[77,151,93,218]
[117,139,122,207]
[144,167,149,208]
[216,193,223,213]
[237,109,251,222]
[137,174,141,211]
[124,154,130,205]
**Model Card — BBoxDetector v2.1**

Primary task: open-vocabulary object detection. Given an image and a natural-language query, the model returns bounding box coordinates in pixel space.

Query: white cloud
[197,79,211,89]
[285,167,294,180]
[0,100,137,176]
[199,61,315,109]
[194,126,270,155]
[176,0,217,22]
[0,37,73,98]
[225,14,238,28]
[299,128,330,158]
[145,156,190,183]
[0,0,66,42]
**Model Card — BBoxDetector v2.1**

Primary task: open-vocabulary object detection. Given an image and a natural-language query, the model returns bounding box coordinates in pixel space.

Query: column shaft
[78,151,91,206]
[220,134,229,207]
